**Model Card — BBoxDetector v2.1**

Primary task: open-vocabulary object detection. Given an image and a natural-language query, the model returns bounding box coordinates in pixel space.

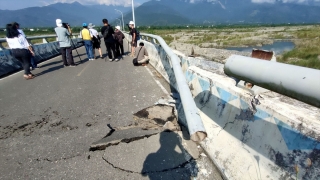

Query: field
[1,24,319,69]
[141,24,320,69]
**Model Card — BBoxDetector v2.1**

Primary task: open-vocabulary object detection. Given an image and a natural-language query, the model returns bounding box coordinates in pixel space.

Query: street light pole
[116,18,122,27]
[115,9,124,31]
[132,0,136,27]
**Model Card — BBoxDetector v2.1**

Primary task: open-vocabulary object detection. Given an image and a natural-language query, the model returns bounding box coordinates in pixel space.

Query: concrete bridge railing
[125,32,320,180]
[0,34,82,77]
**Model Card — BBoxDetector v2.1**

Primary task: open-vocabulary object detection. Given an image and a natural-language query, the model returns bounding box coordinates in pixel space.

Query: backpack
[136,29,141,40]
[103,26,110,39]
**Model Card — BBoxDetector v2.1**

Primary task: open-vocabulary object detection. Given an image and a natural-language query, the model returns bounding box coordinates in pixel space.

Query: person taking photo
[54,19,76,67]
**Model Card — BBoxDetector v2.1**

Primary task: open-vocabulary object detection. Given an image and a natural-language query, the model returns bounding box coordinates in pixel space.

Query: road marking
[144,66,170,97]
[77,63,90,76]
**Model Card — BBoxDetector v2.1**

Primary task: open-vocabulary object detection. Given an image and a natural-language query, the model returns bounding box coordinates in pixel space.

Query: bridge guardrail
[125,32,207,142]
[0,34,80,50]
[0,34,82,77]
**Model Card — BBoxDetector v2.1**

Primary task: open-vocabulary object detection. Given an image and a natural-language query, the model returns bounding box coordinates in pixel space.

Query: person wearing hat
[114,26,125,58]
[101,18,118,62]
[88,23,102,59]
[54,19,76,67]
[128,21,137,57]
[80,23,94,61]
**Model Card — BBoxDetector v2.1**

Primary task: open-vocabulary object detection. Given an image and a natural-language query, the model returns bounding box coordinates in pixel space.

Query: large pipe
[224,55,320,107]
[140,33,207,142]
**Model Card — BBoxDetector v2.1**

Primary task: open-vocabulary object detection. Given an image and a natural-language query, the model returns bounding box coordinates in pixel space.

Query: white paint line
[144,66,170,97]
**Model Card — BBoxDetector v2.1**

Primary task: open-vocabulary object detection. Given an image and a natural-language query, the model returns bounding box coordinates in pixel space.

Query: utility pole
[115,9,124,31]
[132,0,136,27]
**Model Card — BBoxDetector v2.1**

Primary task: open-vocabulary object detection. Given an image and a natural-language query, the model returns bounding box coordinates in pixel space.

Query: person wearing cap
[88,23,102,59]
[128,21,137,57]
[101,19,118,62]
[80,23,94,61]
[114,26,125,58]
[54,19,76,67]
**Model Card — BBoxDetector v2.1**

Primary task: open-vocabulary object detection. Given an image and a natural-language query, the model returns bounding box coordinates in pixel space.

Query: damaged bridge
[0,39,221,180]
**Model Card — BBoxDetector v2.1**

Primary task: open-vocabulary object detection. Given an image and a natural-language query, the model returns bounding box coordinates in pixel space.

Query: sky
[0,0,149,10]
[0,0,319,10]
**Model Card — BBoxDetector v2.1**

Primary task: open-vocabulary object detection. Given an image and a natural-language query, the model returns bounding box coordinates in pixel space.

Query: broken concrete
[133,104,180,131]
[90,127,161,151]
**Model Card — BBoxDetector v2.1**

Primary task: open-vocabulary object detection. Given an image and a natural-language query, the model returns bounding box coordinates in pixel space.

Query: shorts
[93,42,101,49]
[131,40,137,47]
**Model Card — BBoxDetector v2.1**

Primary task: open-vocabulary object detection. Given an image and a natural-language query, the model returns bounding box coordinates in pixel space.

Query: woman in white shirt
[6,23,35,79]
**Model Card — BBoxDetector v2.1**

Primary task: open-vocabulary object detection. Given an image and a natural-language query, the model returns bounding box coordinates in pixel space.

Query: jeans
[11,49,31,75]
[115,42,124,57]
[60,47,75,66]
[30,56,37,68]
[84,40,94,59]
[104,41,116,59]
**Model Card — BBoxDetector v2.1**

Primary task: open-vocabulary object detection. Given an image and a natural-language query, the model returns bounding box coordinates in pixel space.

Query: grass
[278,26,320,69]
[140,24,320,69]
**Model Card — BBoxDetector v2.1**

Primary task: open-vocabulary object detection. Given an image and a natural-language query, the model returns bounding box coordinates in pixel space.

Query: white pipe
[224,55,320,107]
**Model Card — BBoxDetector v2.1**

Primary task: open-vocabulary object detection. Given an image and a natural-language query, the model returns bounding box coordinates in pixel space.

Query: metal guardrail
[136,33,207,142]
[0,34,80,50]
[224,55,320,107]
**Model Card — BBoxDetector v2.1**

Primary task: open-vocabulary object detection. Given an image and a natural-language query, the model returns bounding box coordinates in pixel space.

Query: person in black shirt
[128,21,137,57]
[101,19,118,62]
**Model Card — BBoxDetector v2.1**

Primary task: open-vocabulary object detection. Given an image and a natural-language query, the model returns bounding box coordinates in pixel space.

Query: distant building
[29,29,34,31]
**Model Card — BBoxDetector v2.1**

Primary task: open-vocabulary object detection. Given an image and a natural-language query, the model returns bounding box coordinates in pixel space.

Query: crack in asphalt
[35,154,82,162]
[102,156,192,175]
[89,133,160,151]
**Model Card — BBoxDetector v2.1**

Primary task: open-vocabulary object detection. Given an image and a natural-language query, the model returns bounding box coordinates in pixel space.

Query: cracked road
[0,41,223,180]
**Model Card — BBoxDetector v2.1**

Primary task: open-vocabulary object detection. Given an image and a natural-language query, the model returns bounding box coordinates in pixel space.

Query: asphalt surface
[0,41,171,179]
[0,41,224,180]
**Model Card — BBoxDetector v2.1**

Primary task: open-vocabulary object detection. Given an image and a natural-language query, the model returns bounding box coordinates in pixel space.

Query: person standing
[88,23,103,59]
[101,19,118,62]
[114,26,125,58]
[13,22,39,70]
[80,23,94,61]
[54,19,76,67]
[128,21,138,57]
[5,23,35,79]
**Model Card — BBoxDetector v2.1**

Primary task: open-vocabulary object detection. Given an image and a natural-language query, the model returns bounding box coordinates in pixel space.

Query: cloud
[251,0,318,3]
[51,0,144,6]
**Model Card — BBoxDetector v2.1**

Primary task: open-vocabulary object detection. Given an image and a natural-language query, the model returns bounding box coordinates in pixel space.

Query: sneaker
[69,64,77,67]
[122,54,126,57]
[64,65,70,67]
[109,59,113,62]
[115,58,120,62]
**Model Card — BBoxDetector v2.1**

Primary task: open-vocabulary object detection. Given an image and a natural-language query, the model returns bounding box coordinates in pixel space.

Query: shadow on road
[141,131,198,179]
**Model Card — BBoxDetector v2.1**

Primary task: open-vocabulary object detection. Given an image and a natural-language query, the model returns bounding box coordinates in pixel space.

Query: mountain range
[1,0,320,28]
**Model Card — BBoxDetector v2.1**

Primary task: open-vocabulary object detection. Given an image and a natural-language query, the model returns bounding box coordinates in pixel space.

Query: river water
[225,41,295,55]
